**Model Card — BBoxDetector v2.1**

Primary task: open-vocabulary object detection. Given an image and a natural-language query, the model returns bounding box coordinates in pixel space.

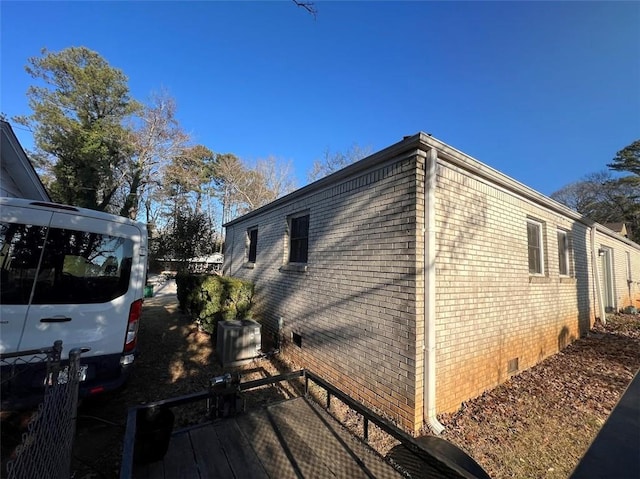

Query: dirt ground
[69,283,294,479]
[3,283,639,479]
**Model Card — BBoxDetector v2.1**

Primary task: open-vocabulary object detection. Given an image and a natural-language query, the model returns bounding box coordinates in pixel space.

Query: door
[0,206,53,354]
[17,211,142,360]
[599,247,615,313]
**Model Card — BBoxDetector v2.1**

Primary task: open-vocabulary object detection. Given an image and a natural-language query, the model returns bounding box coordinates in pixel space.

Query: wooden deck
[133,397,405,479]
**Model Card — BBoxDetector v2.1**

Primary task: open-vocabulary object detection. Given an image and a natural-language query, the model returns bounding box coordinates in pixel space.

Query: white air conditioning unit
[216,319,262,367]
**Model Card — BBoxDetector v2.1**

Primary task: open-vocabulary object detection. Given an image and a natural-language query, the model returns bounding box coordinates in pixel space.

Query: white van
[0,198,147,404]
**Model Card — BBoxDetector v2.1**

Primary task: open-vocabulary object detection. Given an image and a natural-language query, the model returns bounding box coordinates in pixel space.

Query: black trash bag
[133,407,175,465]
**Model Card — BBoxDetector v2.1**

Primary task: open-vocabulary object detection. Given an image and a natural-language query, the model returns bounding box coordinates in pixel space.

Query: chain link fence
[1,341,84,479]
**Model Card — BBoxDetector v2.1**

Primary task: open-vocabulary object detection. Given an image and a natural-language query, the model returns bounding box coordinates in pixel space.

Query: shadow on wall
[226,156,492,428]
[227,153,616,430]
[558,326,575,351]
[572,221,593,338]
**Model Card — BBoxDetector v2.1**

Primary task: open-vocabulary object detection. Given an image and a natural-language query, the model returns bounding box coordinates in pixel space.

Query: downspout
[591,224,607,325]
[424,147,445,434]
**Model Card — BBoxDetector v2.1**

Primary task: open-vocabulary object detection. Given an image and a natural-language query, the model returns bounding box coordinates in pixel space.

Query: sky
[1,1,639,196]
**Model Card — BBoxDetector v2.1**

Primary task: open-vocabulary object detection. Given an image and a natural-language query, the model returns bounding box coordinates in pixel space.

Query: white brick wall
[595,231,640,312]
[432,160,597,413]
[224,135,640,432]
[226,153,424,431]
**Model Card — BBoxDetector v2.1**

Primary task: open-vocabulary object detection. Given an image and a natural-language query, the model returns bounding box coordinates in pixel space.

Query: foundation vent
[507,357,519,374]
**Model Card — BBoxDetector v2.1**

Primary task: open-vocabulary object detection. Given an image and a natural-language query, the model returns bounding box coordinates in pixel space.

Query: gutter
[591,224,607,325]
[424,147,445,434]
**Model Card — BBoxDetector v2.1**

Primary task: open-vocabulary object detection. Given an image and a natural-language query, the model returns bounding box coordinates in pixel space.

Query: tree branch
[292,0,317,18]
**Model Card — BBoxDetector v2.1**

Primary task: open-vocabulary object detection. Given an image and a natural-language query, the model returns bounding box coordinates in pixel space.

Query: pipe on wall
[591,224,607,325]
[424,147,445,434]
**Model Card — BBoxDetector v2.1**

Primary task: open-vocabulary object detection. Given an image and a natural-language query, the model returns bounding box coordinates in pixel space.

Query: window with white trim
[527,219,545,275]
[557,229,570,276]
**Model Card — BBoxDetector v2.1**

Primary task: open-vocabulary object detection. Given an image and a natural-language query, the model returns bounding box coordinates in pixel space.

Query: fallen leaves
[439,313,640,479]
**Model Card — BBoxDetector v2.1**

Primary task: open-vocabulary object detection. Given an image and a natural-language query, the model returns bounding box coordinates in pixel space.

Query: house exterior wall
[432,160,595,413]
[224,133,640,433]
[1,120,50,201]
[595,231,640,312]
[0,162,23,198]
[225,150,425,431]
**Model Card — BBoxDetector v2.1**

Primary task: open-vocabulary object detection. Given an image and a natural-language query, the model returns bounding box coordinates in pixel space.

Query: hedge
[175,273,254,335]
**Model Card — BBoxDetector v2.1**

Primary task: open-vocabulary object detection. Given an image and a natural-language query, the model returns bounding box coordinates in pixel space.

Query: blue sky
[2,1,639,195]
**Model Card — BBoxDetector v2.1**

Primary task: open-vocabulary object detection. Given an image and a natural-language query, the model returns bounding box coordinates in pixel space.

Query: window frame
[247,227,258,263]
[288,213,309,264]
[557,229,571,277]
[527,219,545,276]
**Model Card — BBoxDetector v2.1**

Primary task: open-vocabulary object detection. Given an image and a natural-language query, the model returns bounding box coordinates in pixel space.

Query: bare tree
[211,154,296,225]
[307,144,372,183]
[247,156,297,207]
[551,171,611,214]
[551,170,640,242]
[121,90,189,220]
[211,153,246,225]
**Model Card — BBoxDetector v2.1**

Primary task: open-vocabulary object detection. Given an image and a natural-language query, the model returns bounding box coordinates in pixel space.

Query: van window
[0,222,133,305]
[0,223,47,304]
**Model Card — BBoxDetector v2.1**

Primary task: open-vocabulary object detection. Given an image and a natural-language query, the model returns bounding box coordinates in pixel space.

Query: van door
[0,207,53,354]
[17,211,145,360]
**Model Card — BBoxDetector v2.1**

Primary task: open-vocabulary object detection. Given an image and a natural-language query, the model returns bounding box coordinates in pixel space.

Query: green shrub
[175,274,254,335]
[222,276,254,320]
[176,273,207,313]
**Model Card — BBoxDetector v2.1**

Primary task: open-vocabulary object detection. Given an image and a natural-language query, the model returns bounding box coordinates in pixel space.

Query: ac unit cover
[216,319,262,367]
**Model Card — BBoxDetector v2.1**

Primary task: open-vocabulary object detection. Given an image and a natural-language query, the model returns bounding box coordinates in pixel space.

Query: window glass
[0,222,47,305]
[32,228,133,304]
[247,228,258,263]
[557,230,569,276]
[527,220,543,274]
[289,214,309,263]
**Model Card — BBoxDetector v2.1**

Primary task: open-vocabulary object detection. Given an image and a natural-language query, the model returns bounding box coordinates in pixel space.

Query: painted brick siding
[223,134,640,434]
[433,160,595,414]
[225,152,424,431]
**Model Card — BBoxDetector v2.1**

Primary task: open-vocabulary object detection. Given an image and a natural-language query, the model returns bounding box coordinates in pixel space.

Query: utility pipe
[424,147,445,434]
[591,224,607,325]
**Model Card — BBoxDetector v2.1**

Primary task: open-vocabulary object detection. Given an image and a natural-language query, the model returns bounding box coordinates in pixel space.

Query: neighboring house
[188,253,224,273]
[156,254,224,274]
[223,133,640,434]
[0,120,50,201]
[604,222,628,238]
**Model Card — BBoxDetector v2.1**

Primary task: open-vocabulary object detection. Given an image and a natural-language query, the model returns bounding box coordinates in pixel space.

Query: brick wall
[595,231,640,311]
[224,133,640,432]
[432,159,598,413]
[225,151,425,431]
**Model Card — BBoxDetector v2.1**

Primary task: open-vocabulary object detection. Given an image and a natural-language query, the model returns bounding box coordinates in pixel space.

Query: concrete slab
[570,369,640,478]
